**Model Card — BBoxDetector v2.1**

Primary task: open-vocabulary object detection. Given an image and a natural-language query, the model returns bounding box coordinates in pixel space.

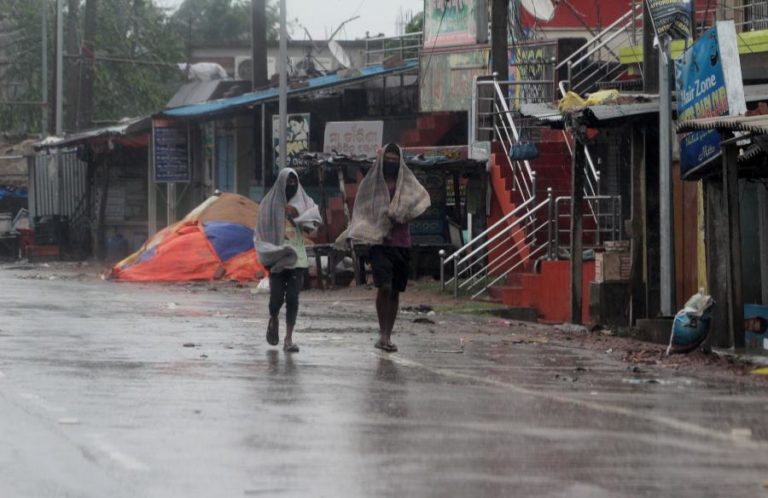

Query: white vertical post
[41,0,49,135]
[659,37,676,316]
[55,0,63,135]
[278,0,288,169]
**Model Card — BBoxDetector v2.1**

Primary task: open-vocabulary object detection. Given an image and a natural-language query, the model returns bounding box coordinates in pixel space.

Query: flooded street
[1,266,767,497]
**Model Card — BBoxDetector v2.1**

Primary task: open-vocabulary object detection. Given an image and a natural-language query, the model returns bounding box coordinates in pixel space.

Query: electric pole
[41,0,48,135]
[55,0,63,135]
[491,0,508,82]
[278,0,287,169]
[251,0,268,89]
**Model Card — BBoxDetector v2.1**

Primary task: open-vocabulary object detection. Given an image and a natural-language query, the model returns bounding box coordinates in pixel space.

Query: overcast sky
[156,0,424,40]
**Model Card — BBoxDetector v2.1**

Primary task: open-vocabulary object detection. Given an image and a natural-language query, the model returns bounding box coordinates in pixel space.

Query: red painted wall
[521,1,633,30]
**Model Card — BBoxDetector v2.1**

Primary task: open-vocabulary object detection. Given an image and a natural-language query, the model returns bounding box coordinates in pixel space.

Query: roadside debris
[402,304,434,314]
[667,290,715,355]
[413,317,436,324]
[555,323,588,335]
[182,343,197,348]
[554,374,578,383]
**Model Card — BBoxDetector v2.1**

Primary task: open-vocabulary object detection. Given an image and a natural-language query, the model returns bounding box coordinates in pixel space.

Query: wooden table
[306,244,350,289]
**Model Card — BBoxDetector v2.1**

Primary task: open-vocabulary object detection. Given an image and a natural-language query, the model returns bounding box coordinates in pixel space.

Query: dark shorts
[369,245,410,293]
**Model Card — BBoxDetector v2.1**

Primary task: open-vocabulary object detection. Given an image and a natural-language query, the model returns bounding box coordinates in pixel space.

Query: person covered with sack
[337,144,430,352]
[254,168,322,353]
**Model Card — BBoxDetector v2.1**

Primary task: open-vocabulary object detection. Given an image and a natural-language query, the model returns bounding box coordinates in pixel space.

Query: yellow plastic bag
[584,89,620,106]
[558,91,586,112]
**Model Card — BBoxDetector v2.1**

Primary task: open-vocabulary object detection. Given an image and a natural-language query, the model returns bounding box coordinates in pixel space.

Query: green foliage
[91,0,185,123]
[0,0,48,133]
[406,11,423,34]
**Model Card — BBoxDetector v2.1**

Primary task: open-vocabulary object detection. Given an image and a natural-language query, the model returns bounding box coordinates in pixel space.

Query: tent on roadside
[108,193,267,282]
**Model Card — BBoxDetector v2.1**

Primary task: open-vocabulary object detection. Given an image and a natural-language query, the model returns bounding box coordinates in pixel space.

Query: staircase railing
[556,2,643,95]
[552,195,623,258]
[444,75,559,298]
[475,77,543,204]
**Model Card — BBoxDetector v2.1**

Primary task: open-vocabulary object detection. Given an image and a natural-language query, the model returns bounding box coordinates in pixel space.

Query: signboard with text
[153,120,190,183]
[273,113,310,171]
[323,121,383,158]
[423,0,478,47]
[675,22,746,179]
[647,0,692,39]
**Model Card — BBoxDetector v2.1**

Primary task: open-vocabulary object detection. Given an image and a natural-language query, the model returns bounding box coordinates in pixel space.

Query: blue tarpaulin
[0,186,27,201]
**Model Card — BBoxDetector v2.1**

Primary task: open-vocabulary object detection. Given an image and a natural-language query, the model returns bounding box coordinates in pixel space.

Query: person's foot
[374,340,398,352]
[266,316,279,346]
[283,341,299,353]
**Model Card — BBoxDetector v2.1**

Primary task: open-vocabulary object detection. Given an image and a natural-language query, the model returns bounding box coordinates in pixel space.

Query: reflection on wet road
[0,270,767,497]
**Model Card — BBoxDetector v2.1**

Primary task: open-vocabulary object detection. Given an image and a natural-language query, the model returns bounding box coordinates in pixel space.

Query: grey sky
[155,0,424,40]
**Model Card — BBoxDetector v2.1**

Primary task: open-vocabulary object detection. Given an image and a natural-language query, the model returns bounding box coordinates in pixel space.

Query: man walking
[255,168,321,353]
[337,144,430,352]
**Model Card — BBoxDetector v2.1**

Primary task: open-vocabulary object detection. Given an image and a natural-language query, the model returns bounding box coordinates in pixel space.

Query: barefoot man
[337,144,430,352]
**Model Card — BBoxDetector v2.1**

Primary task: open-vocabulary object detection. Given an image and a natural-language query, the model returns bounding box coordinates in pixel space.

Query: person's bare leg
[376,285,391,342]
[387,290,400,336]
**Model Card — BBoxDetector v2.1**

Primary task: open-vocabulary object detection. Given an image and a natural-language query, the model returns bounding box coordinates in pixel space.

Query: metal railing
[556,2,643,95]
[696,0,768,34]
[364,32,422,66]
[553,195,622,258]
[438,191,623,299]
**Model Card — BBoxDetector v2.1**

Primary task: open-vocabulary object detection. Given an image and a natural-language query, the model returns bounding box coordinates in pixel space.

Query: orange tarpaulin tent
[109,193,267,282]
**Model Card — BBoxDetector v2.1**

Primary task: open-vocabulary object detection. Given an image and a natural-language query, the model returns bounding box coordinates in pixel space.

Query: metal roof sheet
[676,114,768,134]
[161,61,419,120]
[35,116,151,150]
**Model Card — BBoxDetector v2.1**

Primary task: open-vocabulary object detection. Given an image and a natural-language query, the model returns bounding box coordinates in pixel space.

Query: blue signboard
[676,22,746,179]
[153,120,190,183]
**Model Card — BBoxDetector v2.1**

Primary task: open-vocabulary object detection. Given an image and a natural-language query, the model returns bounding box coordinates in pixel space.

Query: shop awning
[160,61,419,120]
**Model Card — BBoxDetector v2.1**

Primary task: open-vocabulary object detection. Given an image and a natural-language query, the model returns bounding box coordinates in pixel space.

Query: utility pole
[55,0,63,135]
[251,0,268,89]
[491,0,508,82]
[41,0,49,135]
[658,37,676,316]
[77,0,98,130]
[570,125,586,324]
[278,0,287,169]
[64,0,79,131]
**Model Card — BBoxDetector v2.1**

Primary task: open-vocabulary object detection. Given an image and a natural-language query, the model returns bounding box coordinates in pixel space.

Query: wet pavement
[1,266,768,497]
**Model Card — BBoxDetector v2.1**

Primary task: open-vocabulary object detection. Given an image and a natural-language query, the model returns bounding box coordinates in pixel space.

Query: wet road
[1,268,767,497]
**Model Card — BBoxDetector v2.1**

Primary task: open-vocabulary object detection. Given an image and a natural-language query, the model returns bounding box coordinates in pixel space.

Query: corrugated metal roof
[585,101,661,122]
[521,84,768,127]
[35,116,151,150]
[161,61,419,120]
[676,114,768,134]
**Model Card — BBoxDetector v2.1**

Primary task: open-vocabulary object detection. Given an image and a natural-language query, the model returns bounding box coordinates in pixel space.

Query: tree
[172,0,279,46]
[406,11,423,34]
[0,0,186,135]
[90,0,185,123]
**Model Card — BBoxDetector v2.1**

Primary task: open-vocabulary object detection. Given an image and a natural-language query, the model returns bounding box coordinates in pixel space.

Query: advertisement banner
[153,119,189,183]
[273,113,310,170]
[419,48,489,112]
[675,22,746,178]
[423,0,478,48]
[323,121,383,158]
[647,0,692,39]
